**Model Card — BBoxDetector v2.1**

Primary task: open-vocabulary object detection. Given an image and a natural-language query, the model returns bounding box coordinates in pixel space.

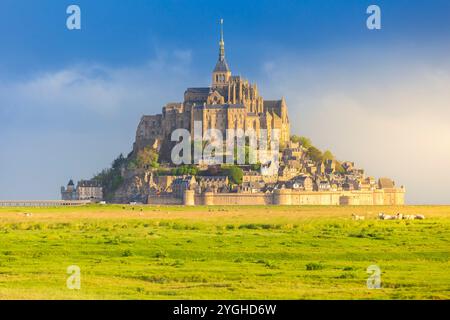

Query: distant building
[61,179,77,200]
[197,176,228,192]
[172,176,197,198]
[61,179,103,201]
[378,177,395,189]
[77,180,103,200]
[292,176,313,191]
[133,20,291,158]
[324,159,336,174]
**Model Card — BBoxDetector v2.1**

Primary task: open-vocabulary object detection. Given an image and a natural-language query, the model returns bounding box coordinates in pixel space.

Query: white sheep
[403,214,415,220]
[352,214,365,220]
[378,213,394,220]
[415,214,425,220]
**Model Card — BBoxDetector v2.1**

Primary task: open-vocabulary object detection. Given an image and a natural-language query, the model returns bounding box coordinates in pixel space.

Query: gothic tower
[212,19,231,88]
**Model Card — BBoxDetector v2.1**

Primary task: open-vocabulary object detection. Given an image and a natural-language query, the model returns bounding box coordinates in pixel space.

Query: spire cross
[219,19,225,61]
[220,18,224,43]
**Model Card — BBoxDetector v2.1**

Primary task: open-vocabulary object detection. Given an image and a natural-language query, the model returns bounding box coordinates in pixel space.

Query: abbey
[133,20,290,154]
[67,21,405,206]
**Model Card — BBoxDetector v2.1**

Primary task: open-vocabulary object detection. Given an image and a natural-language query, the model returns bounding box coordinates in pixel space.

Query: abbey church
[134,20,290,153]
[62,21,405,206]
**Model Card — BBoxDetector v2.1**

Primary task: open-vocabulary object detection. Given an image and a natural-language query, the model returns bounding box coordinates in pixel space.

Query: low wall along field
[175,188,405,206]
[0,205,448,299]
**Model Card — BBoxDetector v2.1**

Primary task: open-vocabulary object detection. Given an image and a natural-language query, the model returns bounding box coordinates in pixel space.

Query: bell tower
[212,19,231,88]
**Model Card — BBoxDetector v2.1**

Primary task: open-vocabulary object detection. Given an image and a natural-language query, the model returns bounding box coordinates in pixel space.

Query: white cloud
[0,49,198,199]
[1,49,196,118]
[259,51,450,204]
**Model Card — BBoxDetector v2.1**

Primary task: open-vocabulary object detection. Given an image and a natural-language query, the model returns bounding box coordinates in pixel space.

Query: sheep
[378,213,394,220]
[395,213,403,220]
[402,214,415,220]
[23,212,32,217]
[352,214,365,220]
[415,214,425,220]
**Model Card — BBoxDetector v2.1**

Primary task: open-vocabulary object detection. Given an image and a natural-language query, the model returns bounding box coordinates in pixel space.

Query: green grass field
[0,205,449,299]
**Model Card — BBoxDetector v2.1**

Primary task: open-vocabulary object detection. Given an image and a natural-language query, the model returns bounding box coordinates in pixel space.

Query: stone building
[134,20,291,157]
[61,179,103,201]
[61,180,77,200]
[77,180,103,200]
[172,176,197,198]
[197,176,229,192]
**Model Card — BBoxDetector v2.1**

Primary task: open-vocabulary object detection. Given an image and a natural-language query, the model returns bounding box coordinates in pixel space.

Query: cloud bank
[0,49,199,199]
[259,49,450,204]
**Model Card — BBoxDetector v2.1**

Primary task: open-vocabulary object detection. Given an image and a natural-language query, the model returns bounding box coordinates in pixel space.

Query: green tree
[308,146,323,163]
[136,147,159,169]
[222,165,243,185]
[299,136,312,149]
[290,135,302,144]
[93,154,127,200]
[322,150,334,162]
[171,165,198,176]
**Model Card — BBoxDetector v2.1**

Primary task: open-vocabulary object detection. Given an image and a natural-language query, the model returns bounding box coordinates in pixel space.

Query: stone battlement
[147,187,405,206]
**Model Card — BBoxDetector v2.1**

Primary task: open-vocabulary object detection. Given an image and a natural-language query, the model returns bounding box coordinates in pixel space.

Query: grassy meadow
[0,205,449,299]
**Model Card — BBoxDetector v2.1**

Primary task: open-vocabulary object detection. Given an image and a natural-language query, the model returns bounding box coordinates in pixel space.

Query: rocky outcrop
[112,169,156,203]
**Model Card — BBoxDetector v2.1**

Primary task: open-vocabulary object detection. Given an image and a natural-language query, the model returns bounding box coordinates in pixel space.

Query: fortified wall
[148,187,405,206]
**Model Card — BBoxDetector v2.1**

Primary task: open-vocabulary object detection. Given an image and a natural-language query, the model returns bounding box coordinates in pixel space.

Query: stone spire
[213,19,230,73]
[212,19,231,88]
[219,18,225,62]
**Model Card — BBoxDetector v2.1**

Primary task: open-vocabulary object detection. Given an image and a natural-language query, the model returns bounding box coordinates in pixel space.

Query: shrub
[221,165,243,185]
[121,249,133,257]
[306,262,324,271]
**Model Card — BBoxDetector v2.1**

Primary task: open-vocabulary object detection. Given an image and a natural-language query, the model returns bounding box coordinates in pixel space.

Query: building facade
[134,20,291,155]
[61,179,103,201]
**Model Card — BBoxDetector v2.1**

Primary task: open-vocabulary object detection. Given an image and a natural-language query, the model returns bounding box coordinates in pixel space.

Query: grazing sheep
[415,214,425,220]
[378,213,394,220]
[395,213,403,220]
[403,214,415,220]
[23,212,32,217]
[352,214,365,220]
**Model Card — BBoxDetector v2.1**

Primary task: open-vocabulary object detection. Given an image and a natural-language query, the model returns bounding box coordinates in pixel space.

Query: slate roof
[378,178,395,189]
[213,58,230,73]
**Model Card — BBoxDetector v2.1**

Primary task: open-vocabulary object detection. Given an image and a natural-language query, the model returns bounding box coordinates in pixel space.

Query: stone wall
[193,192,272,206]
[179,187,405,206]
[147,194,183,205]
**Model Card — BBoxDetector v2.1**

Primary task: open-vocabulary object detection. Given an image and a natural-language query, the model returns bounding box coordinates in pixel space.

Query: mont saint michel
[62,21,405,206]
[4,2,449,301]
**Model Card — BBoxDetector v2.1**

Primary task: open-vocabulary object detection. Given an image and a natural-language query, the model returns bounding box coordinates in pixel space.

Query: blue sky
[2,0,448,78]
[0,0,449,203]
